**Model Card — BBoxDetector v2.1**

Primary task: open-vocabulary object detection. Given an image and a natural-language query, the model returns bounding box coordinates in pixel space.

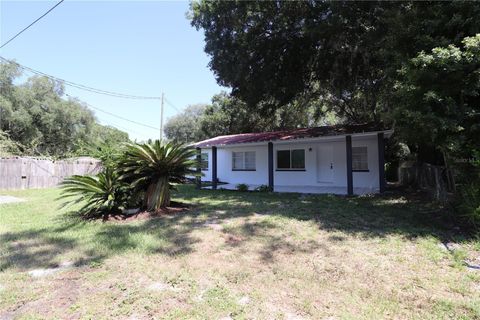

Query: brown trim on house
[232,169,256,171]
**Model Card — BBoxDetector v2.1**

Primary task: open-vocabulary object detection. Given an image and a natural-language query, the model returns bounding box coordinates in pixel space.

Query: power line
[65,94,160,131]
[0,0,65,49]
[0,57,185,112]
[164,97,182,112]
[0,56,162,100]
[96,117,152,140]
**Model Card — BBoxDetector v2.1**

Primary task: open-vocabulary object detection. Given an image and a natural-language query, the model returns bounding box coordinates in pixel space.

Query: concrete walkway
[203,183,377,195]
[0,195,25,204]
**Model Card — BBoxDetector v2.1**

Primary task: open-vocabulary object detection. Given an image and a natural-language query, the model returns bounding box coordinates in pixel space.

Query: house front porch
[202,183,377,195]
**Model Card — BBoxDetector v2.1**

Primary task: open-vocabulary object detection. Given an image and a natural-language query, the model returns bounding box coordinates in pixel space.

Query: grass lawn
[1,185,480,319]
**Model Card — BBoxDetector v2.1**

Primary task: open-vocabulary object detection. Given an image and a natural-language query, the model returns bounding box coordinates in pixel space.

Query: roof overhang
[196,129,394,149]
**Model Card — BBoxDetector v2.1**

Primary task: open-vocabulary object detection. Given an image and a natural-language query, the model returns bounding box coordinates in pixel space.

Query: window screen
[291,149,305,169]
[201,153,208,170]
[232,151,256,170]
[277,150,291,169]
[244,151,256,170]
[277,149,305,170]
[352,146,368,171]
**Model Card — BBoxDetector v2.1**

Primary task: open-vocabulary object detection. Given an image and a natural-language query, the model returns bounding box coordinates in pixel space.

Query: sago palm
[59,167,126,219]
[118,140,197,211]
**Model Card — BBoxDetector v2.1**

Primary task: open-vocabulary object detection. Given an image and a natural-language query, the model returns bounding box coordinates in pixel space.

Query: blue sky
[0,0,225,140]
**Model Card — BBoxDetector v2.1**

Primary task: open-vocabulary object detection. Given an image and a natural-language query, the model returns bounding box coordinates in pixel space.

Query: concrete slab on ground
[0,195,25,205]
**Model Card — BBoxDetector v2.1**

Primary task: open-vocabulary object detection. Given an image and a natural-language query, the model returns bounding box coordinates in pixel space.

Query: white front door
[317,145,334,183]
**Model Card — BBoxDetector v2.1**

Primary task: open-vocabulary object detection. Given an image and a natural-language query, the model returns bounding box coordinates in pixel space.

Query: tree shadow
[175,185,464,243]
[1,185,464,272]
[0,224,87,271]
[0,208,200,271]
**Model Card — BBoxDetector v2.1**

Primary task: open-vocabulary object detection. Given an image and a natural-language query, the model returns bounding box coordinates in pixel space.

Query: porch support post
[346,135,353,196]
[377,132,386,193]
[196,147,201,189]
[212,146,218,190]
[268,142,274,190]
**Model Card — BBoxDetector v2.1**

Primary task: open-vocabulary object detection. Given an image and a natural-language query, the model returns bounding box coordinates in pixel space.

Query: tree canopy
[164,104,209,144]
[164,91,338,144]
[190,1,480,125]
[0,62,130,158]
[190,1,480,166]
[394,34,480,163]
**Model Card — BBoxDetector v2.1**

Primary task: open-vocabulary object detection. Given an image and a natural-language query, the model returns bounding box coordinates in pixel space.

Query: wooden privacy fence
[0,157,101,190]
[398,161,452,202]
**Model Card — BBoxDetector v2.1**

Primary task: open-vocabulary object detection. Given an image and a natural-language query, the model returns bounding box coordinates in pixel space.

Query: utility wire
[164,97,182,112]
[0,0,65,49]
[65,94,160,131]
[97,117,152,140]
[0,56,163,100]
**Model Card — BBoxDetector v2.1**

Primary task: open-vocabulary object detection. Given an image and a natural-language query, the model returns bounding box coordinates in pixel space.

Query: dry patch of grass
[1,186,479,319]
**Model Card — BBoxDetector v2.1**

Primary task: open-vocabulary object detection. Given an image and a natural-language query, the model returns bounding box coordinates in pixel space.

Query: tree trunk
[147,176,170,212]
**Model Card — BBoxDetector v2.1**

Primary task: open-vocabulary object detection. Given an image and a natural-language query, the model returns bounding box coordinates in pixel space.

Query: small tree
[394,34,480,163]
[59,167,128,220]
[118,140,197,211]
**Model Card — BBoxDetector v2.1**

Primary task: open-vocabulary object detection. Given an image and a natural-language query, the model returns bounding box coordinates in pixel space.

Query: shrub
[456,182,480,231]
[236,183,249,192]
[59,167,129,219]
[118,141,197,211]
[255,184,272,192]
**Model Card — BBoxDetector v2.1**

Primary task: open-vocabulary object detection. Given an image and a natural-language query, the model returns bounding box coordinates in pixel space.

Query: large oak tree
[190,1,480,124]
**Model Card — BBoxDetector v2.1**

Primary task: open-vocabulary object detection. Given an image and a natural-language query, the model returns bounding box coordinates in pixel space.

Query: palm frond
[118,140,197,209]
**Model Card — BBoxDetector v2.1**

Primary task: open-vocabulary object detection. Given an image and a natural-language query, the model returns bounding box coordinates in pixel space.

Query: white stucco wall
[352,136,380,190]
[216,145,269,185]
[273,140,345,187]
[274,136,379,190]
[199,134,381,192]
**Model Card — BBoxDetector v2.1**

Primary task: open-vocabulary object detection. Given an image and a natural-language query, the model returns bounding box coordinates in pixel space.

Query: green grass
[1,185,480,319]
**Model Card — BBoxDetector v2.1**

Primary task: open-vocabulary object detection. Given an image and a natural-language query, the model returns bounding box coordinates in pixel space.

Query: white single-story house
[193,124,393,195]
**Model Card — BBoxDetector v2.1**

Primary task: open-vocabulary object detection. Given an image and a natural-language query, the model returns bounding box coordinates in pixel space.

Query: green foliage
[59,167,128,219]
[164,91,333,143]
[74,124,130,167]
[457,182,480,232]
[164,104,208,144]
[455,147,480,233]
[0,130,23,157]
[118,141,197,210]
[199,92,325,137]
[254,185,272,192]
[394,34,480,160]
[190,1,480,126]
[236,183,249,192]
[0,61,130,158]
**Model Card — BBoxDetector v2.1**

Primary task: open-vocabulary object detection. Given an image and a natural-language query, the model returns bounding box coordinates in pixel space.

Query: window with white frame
[201,153,209,171]
[277,149,305,170]
[352,146,368,171]
[232,151,256,170]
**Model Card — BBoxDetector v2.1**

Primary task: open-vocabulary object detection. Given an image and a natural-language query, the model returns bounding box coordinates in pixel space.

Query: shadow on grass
[0,209,201,272]
[0,184,463,271]
[177,184,461,241]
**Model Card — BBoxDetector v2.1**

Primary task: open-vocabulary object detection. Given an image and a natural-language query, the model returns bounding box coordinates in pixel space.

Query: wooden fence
[0,157,101,190]
[398,161,451,202]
